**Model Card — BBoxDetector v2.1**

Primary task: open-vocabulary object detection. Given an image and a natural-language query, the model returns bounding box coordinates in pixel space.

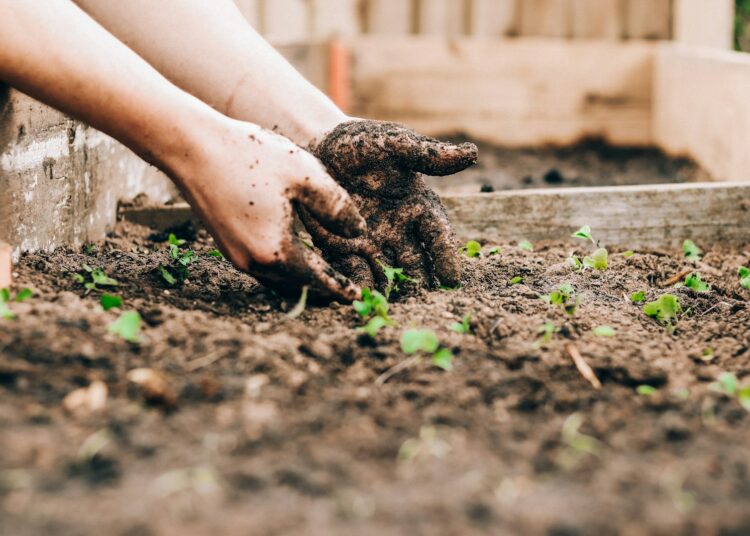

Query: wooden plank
[121,183,750,248]
[570,0,624,39]
[234,0,260,29]
[654,44,750,183]
[347,37,655,146]
[519,0,570,38]
[673,0,734,50]
[310,0,361,39]
[468,0,518,37]
[261,0,310,44]
[625,0,671,40]
[364,0,414,35]
[416,0,466,36]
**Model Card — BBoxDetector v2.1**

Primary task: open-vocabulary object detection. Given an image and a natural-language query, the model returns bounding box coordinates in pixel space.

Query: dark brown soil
[430,138,711,195]
[2,221,750,536]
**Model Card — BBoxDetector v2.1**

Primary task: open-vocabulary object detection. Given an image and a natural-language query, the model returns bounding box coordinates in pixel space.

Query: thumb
[400,133,478,176]
[293,168,367,239]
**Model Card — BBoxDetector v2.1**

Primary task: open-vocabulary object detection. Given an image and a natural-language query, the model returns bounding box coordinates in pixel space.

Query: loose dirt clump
[1,221,749,536]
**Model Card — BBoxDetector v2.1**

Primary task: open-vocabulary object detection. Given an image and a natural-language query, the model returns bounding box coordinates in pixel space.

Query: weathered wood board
[570,0,623,40]
[364,0,414,35]
[519,0,570,38]
[347,37,655,146]
[673,0,734,50]
[121,183,750,248]
[416,0,467,36]
[625,0,671,40]
[467,0,517,37]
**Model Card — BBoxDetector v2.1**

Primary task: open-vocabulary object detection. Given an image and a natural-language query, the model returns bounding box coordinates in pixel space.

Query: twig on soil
[565,345,602,390]
[375,356,420,387]
[185,350,224,372]
[660,269,693,288]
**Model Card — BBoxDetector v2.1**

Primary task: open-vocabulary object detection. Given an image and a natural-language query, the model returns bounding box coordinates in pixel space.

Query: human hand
[174,120,366,302]
[303,120,478,290]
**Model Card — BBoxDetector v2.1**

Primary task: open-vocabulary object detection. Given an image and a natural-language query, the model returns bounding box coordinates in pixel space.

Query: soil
[2,220,750,536]
[429,137,711,195]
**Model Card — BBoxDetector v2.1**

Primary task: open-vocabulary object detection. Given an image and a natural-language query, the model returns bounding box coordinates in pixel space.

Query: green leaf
[159,266,177,286]
[683,239,702,263]
[100,293,122,311]
[509,276,523,285]
[518,240,534,251]
[177,250,196,267]
[568,255,583,271]
[701,347,715,362]
[378,261,416,298]
[571,225,595,244]
[636,385,657,396]
[582,248,608,270]
[739,267,750,289]
[168,233,186,247]
[630,290,646,303]
[488,247,501,256]
[401,330,440,355]
[73,273,86,284]
[353,288,389,320]
[622,250,635,259]
[738,387,750,411]
[91,268,118,287]
[709,372,738,396]
[593,326,615,337]
[207,249,225,260]
[0,288,10,304]
[461,240,482,258]
[286,286,308,319]
[449,314,472,334]
[0,289,15,320]
[683,272,710,292]
[533,322,557,348]
[432,348,454,371]
[108,311,141,343]
[359,316,389,338]
[643,294,682,326]
[15,288,33,302]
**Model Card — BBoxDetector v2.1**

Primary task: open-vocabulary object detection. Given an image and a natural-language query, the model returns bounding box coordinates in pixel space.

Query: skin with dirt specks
[307,120,478,290]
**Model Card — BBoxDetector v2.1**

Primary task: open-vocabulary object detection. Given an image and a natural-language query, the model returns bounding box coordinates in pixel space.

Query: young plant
[460,240,482,258]
[73,264,118,292]
[108,311,142,343]
[682,239,702,263]
[681,272,710,292]
[541,283,581,316]
[636,385,657,396]
[353,288,393,338]
[0,287,33,320]
[207,249,225,260]
[100,293,122,311]
[643,294,682,329]
[488,247,501,256]
[400,329,454,371]
[571,225,596,245]
[739,267,750,289]
[160,233,196,285]
[709,372,750,411]
[378,261,416,299]
[582,248,608,271]
[533,322,558,349]
[449,314,472,334]
[509,276,523,286]
[359,316,390,338]
[518,240,534,251]
[630,290,647,304]
[286,286,308,319]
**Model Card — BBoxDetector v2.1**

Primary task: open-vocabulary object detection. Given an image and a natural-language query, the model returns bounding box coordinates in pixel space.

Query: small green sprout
[681,273,710,292]
[541,283,580,315]
[159,266,177,286]
[461,240,482,258]
[509,276,523,285]
[286,286,308,319]
[449,314,472,334]
[622,251,635,259]
[359,316,389,338]
[593,326,615,337]
[518,240,534,251]
[74,264,118,292]
[739,266,750,289]
[378,261,416,299]
[708,372,750,411]
[643,294,682,327]
[108,311,141,343]
[637,385,657,396]
[488,247,501,256]
[207,249,225,260]
[15,288,33,303]
[0,288,34,320]
[582,248,608,270]
[571,225,595,244]
[100,294,122,311]
[353,288,389,320]
[161,235,196,285]
[682,240,702,263]
[701,347,715,362]
[533,322,558,349]
[84,244,96,255]
[400,329,454,371]
[568,255,583,271]
[630,290,646,304]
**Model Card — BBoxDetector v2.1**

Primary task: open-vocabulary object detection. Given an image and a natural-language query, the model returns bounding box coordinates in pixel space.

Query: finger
[396,132,478,176]
[293,244,361,303]
[294,168,367,239]
[417,201,462,288]
[394,238,431,289]
[333,255,375,291]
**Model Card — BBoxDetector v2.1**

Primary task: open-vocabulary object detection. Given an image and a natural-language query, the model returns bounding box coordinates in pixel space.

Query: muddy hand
[175,121,366,303]
[303,120,478,290]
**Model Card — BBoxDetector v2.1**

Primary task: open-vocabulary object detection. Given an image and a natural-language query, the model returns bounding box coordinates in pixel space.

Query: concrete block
[0,241,10,289]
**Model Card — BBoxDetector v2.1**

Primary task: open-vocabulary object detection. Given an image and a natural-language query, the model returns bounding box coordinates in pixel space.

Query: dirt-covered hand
[174,120,366,302]
[303,120,478,290]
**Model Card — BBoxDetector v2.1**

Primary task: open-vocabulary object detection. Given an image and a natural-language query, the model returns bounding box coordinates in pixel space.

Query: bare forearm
[72,0,347,146]
[0,0,222,178]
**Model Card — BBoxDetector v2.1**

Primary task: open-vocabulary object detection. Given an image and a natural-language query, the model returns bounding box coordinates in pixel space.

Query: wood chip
[565,345,602,390]
[661,269,693,288]
[127,368,176,407]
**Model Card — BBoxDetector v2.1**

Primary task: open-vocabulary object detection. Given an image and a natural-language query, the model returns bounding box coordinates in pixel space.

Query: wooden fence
[235,0,681,44]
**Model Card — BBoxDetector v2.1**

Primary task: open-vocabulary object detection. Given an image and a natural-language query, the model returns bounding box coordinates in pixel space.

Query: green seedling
[378,261,416,299]
[630,290,646,304]
[286,286,308,319]
[449,314,472,334]
[400,329,454,371]
[739,267,750,289]
[207,249,225,260]
[353,288,389,320]
[15,288,33,302]
[709,372,750,411]
[681,272,710,292]
[643,294,682,329]
[637,385,657,396]
[359,316,390,338]
[541,283,581,316]
[568,255,583,271]
[160,234,196,285]
[582,248,608,270]
[682,239,702,263]
[593,325,615,337]
[0,287,34,320]
[100,293,122,311]
[518,240,534,251]
[488,247,501,256]
[622,250,635,259]
[533,322,558,349]
[108,311,141,343]
[84,244,96,255]
[461,240,482,258]
[701,347,715,362]
[73,264,118,292]
[571,225,596,245]
[509,276,523,285]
